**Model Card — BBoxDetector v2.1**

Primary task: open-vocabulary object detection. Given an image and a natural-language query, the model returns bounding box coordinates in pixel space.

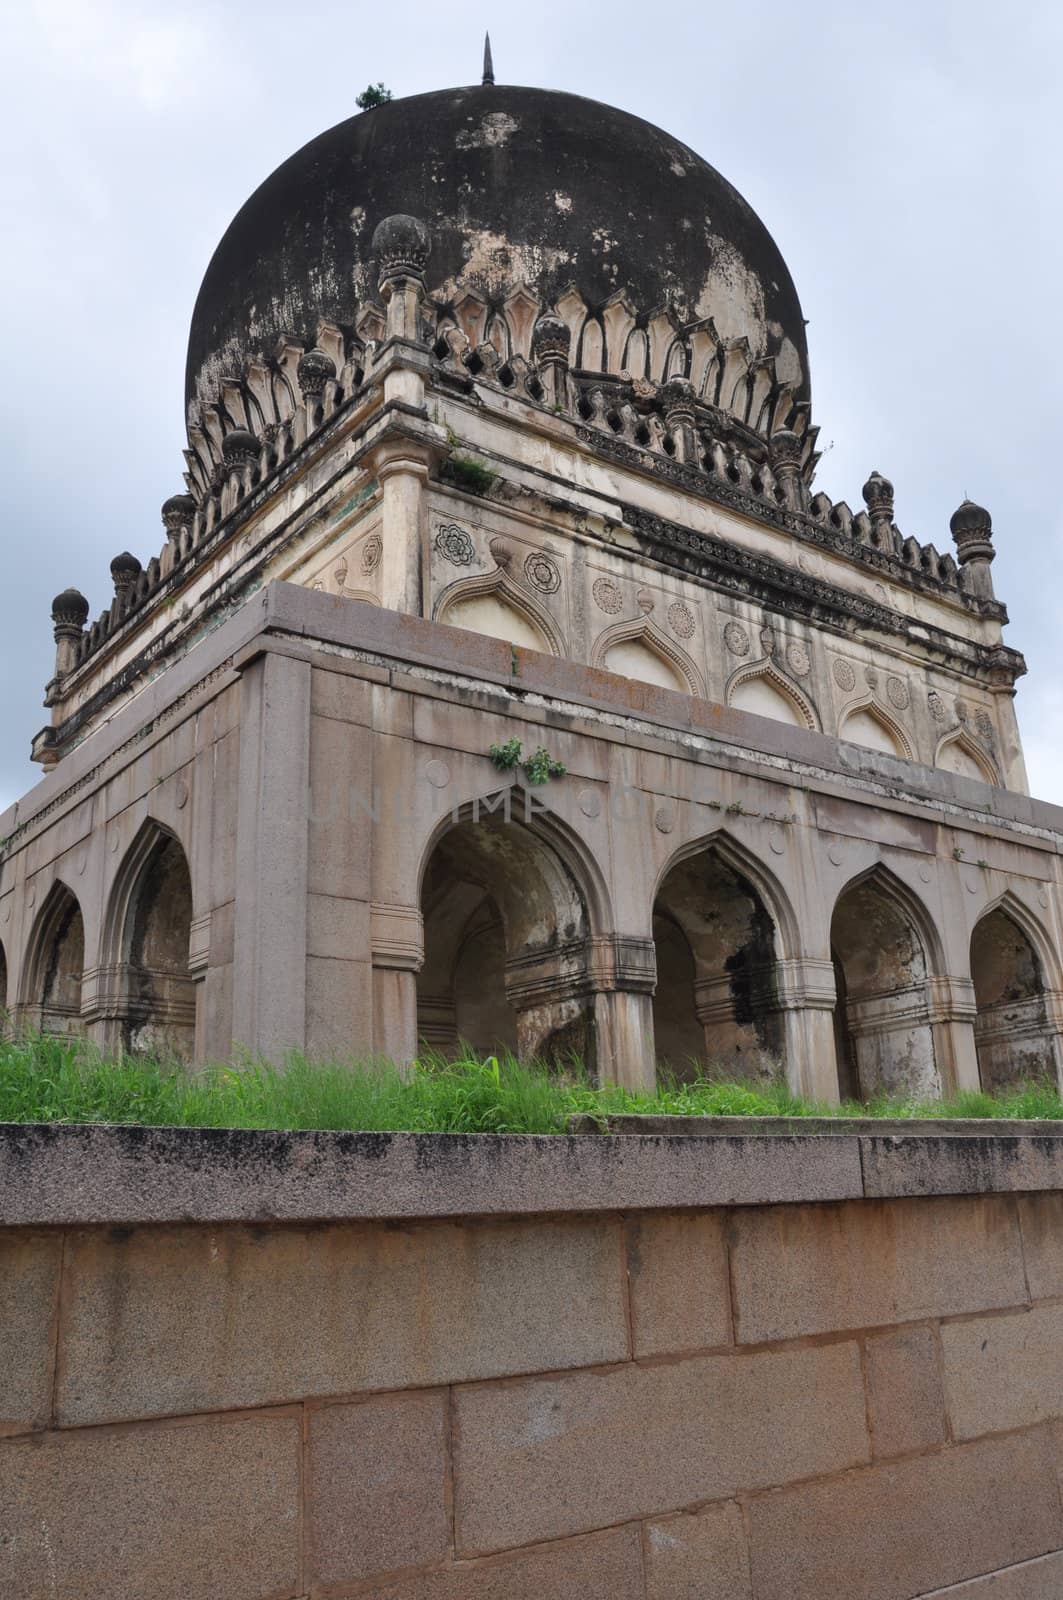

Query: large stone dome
[186,83,809,417]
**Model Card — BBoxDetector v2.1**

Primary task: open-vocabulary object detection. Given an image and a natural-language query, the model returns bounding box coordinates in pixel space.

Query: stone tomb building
[2,75,1062,1099]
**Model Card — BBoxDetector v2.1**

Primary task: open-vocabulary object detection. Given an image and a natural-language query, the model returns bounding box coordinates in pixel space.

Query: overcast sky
[3,0,1061,813]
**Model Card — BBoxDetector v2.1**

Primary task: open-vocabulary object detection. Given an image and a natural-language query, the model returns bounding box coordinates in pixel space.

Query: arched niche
[652,838,791,1081]
[839,703,910,760]
[936,732,998,786]
[728,664,816,729]
[435,570,564,657]
[417,803,596,1065]
[26,883,85,1036]
[830,868,940,1099]
[105,826,195,1059]
[594,620,704,697]
[971,904,1058,1089]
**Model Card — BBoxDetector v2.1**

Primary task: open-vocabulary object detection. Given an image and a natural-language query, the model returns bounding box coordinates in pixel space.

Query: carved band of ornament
[623,504,900,634]
[574,424,1001,617]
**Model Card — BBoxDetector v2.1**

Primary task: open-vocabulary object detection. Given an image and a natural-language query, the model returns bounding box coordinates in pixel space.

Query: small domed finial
[371,214,432,284]
[221,429,260,468]
[949,498,994,563]
[51,588,89,632]
[161,493,196,534]
[297,348,337,401]
[110,553,142,597]
[482,32,495,86]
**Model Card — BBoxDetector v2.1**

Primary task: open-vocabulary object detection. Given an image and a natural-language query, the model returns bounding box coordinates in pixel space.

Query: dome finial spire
[482,31,495,86]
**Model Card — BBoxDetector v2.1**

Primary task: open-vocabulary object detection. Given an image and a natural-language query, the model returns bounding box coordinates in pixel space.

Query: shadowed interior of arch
[830,871,939,1100]
[652,845,785,1082]
[32,886,85,1036]
[115,833,195,1059]
[0,938,8,1031]
[417,812,594,1065]
[971,906,1056,1090]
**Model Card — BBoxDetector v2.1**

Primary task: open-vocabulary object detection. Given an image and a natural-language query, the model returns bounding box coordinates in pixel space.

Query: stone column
[232,647,311,1062]
[950,499,996,602]
[589,935,657,1091]
[370,903,423,1068]
[50,588,89,680]
[366,437,432,616]
[861,470,896,549]
[770,429,809,512]
[926,976,981,1094]
[531,314,572,409]
[661,379,699,465]
[772,957,840,1101]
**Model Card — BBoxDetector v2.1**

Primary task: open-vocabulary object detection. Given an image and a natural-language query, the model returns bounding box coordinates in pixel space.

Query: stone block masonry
[3,1128,1063,1597]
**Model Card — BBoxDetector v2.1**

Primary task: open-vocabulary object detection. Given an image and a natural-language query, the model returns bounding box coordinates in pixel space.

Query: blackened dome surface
[186,85,808,411]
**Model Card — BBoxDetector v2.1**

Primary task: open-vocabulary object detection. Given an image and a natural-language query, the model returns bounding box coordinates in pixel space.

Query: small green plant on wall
[488,739,566,786]
[443,452,496,495]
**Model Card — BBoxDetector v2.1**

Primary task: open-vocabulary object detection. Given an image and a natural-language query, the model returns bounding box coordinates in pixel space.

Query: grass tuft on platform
[1,1034,1062,1133]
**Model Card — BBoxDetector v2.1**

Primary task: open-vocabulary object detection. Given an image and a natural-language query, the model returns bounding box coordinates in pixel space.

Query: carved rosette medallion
[786,642,811,678]
[667,601,696,639]
[724,621,750,657]
[435,523,475,566]
[360,534,383,575]
[886,676,910,711]
[832,658,856,692]
[592,576,623,614]
[524,551,561,593]
[927,690,947,721]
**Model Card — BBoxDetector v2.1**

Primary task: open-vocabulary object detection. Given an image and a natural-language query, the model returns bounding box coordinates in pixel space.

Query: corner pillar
[232,647,311,1062]
[371,902,423,1068]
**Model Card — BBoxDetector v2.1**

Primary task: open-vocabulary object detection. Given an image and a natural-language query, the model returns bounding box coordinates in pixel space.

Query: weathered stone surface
[916,1553,1063,1596]
[865,1325,948,1458]
[860,1136,1063,1198]
[942,1304,1063,1438]
[644,1499,751,1599]
[730,1196,1025,1342]
[0,1124,864,1229]
[744,1429,1063,1600]
[453,1341,868,1553]
[356,1526,645,1600]
[1017,1193,1063,1298]
[56,1215,627,1424]
[626,1211,732,1355]
[309,1390,449,1584]
[0,1231,61,1432]
[0,1412,300,1599]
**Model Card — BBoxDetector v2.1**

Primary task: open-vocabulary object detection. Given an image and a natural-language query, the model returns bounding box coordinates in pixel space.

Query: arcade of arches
[417,821,1063,1097]
[14,830,196,1059]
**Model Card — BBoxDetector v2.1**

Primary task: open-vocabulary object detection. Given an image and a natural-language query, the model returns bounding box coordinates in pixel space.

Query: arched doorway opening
[417,806,594,1064]
[652,843,787,1081]
[971,906,1058,1089]
[29,884,85,1035]
[108,828,195,1058]
[830,870,939,1099]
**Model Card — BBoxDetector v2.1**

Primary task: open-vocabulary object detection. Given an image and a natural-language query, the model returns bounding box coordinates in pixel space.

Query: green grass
[1,1034,1062,1133]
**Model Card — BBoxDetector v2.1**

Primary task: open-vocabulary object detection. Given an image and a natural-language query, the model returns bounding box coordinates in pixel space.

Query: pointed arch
[652,828,798,1080]
[434,566,566,657]
[935,728,999,786]
[726,658,818,730]
[838,695,914,761]
[23,880,85,1035]
[830,863,943,1100]
[416,786,611,1066]
[970,892,1062,1089]
[102,819,195,1058]
[591,617,706,698]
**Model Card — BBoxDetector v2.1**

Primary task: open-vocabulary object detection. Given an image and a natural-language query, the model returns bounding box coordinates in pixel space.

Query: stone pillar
[950,499,996,602]
[371,213,431,345]
[661,378,699,465]
[861,470,896,549]
[370,903,423,1068]
[770,429,808,512]
[296,348,337,428]
[590,935,657,1091]
[531,314,572,409]
[232,647,311,1062]
[773,957,840,1101]
[50,588,89,680]
[927,976,981,1094]
[367,437,432,616]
